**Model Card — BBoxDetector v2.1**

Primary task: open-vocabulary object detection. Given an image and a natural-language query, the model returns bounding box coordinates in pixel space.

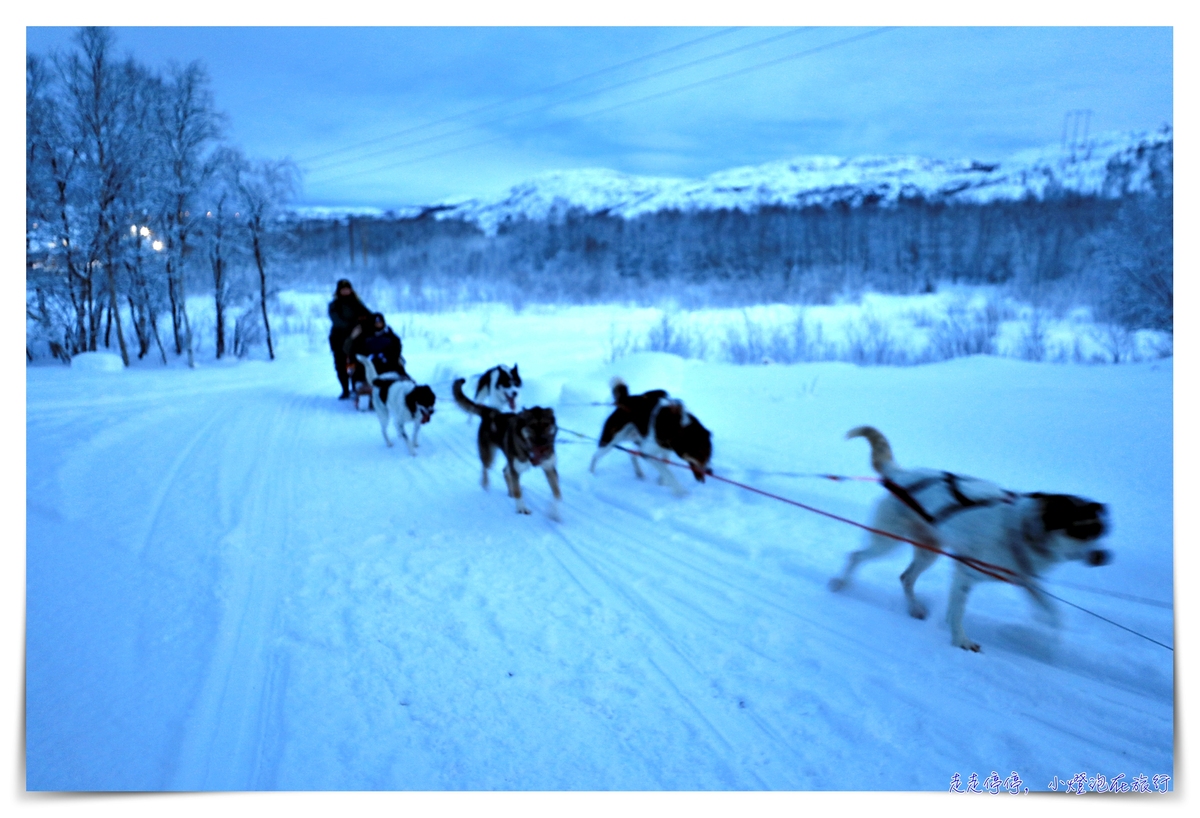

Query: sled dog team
[326,286,1104,647]
[357,354,1111,653]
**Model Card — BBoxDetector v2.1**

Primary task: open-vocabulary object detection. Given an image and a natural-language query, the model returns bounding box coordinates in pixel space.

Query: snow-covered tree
[232,156,300,361]
[152,60,224,367]
[197,146,246,359]
[60,26,152,364]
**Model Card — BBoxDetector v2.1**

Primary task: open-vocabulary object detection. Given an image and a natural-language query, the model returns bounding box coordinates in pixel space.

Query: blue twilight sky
[25,26,1173,210]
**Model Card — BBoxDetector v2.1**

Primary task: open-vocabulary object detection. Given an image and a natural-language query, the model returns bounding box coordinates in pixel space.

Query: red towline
[612,444,1023,585]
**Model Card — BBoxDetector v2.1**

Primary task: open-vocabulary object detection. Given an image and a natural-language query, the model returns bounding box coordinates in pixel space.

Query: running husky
[473,364,522,411]
[829,426,1111,651]
[589,378,712,496]
[453,377,561,519]
[357,355,436,455]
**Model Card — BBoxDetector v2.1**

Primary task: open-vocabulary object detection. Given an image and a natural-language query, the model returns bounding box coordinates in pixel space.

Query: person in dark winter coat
[328,279,373,398]
[353,312,405,376]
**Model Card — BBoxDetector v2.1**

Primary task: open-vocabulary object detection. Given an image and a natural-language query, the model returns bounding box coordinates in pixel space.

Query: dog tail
[846,426,894,474]
[453,377,486,416]
[610,377,629,406]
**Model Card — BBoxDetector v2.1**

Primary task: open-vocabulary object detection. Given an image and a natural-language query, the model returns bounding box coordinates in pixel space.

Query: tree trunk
[68,276,86,355]
[55,180,87,355]
[125,240,151,358]
[182,306,194,368]
[166,260,183,355]
[177,254,195,368]
[128,294,149,358]
[213,254,225,359]
[252,230,274,360]
[149,302,168,365]
[105,260,130,366]
[85,268,98,351]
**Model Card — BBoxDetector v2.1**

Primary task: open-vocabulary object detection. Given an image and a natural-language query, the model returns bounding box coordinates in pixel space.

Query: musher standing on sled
[328,278,372,399]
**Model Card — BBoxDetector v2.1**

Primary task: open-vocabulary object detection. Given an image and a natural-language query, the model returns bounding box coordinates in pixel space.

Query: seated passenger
[356,312,405,378]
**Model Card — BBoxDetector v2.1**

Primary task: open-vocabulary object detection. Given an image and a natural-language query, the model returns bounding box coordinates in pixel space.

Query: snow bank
[69,351,125,372]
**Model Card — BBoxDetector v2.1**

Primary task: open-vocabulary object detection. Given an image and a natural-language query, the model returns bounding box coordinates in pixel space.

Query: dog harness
[372,372,404,403]
[885,473,1048,592]
[882,472,1018,525]
[646,395,690,438]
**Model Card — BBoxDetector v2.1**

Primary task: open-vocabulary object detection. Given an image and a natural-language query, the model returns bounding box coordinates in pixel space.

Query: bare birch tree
[154,60,223,368]
[198,147,245,359]
[233,157,300,361]
[60,27,149,365]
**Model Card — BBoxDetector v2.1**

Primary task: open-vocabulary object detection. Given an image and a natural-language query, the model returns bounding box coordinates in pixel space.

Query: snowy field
[25,301,1173,791]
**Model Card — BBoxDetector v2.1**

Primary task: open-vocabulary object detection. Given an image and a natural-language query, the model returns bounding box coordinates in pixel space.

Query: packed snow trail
[26,338,1173,790]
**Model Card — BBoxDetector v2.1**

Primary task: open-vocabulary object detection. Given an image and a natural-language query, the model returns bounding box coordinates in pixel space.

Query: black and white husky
[453,377,561,519]
[589,378,712,496]
[829,426,1111,652]
[357,355,436,455]
[473,364,522,412]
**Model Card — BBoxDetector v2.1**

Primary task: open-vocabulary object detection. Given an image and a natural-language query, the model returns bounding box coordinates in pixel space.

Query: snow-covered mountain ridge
[436,128,1172,235]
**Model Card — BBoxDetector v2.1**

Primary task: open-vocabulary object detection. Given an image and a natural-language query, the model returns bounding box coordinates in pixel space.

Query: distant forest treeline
[287,187,1172,331]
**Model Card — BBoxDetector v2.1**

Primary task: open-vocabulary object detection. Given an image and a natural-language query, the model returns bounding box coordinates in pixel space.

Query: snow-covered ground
[269,286,1172,366]
[26,302,1172,791]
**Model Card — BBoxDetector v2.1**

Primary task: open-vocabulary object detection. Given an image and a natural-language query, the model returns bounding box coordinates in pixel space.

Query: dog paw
[828,578,846,592]
[547,506,562,522]
[907,601,928,620]
[516,506,532,515]
[954,639,982,653]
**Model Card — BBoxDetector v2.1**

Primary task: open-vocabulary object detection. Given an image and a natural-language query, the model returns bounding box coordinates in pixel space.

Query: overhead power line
[304,27,813,176]
[307,27,898,190]
[299,27,745,167]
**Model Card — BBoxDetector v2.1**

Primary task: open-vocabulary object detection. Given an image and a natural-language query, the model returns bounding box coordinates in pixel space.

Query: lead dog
[829,426,1111,652]
[453,377,561,519]
[589,378,712,496]
[357,355,436,455]
[474,363,522,411]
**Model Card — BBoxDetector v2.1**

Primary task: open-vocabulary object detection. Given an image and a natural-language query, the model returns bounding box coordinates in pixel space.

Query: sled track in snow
[170,394,307,789]
[26,356,1174,788]
[542,523,775,787]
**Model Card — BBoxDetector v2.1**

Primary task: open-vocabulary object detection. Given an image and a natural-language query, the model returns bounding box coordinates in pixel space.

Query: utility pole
[1061,109,1094,160]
